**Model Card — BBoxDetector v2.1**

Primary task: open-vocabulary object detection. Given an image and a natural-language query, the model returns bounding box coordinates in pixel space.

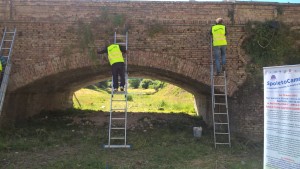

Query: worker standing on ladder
[98,41,127,92]
[211,18,227,75]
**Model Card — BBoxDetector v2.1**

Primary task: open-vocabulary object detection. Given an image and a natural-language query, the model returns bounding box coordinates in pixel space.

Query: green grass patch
[73,84,196,115]
[0,111,263,169]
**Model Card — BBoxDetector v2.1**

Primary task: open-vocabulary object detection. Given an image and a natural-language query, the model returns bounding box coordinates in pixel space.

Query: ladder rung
[215,132,229,135]
[2,56,8,58]
[115,34,126,37]
[111,108,126,111]
[4,40,13,42]
[215,103,226,105]
[112,118,125,120]
[214,94,226,96]
[111,137,125,139]
[112,99,126,101]
[116,42,126,45]
[111,127,125,130]
[215,143,230,145]
[1,48,11,50]
[214,85,225,87]
[104,145,131,148]
[214,113,227,115]
[113,91,126,94]
[215,123,229,125]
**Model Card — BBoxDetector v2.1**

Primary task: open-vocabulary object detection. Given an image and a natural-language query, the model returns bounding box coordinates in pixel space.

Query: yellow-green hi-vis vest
[212,25,227,46]
[107,44,124,65]
[0,61,2,72]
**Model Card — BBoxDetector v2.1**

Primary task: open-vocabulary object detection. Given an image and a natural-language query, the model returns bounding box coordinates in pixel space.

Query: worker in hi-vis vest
[98,42,127,92]
[211,18,227,75]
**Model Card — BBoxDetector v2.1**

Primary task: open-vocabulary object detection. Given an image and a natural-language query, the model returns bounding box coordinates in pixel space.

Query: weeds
[0,111,263,169]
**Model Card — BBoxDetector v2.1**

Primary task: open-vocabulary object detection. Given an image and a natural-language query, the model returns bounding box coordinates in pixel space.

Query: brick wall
[0,0,300,140]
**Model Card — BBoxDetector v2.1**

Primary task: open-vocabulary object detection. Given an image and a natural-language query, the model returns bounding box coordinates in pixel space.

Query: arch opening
[3,64,211,124]
[73,79,197,115]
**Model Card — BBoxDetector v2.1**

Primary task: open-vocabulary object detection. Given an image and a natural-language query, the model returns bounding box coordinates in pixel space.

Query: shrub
[97,81,108,89]
[157,100,167,109]
[242,20,300,89]
[140,79,165,90]
[127,95,133,101]
[152,80,165,91]
[140,79,153,89]
[129,79,141,89]
[243,20,300,67]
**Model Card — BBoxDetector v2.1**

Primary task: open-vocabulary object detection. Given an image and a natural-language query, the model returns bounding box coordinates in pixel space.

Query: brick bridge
[0,0,299,141]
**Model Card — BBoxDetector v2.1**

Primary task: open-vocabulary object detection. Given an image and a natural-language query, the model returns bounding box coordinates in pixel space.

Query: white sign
[264,65,300,169]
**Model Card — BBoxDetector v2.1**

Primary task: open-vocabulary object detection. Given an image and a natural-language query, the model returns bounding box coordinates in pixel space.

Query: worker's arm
[119,45,127,53]
[97,46,108,54]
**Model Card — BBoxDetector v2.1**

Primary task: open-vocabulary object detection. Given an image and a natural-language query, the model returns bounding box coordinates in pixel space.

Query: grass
[0,84,263,168]
[73,84,196,115]
[0,110,263,169]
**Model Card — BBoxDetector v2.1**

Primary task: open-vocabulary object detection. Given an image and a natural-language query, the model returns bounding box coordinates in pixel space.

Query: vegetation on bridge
[242,20,300,88]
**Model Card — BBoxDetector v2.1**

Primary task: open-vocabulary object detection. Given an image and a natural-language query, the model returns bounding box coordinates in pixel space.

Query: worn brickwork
[0,0,299,141]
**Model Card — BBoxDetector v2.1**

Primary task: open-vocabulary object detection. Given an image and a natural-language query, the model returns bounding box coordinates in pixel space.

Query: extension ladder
[0,27,17,116]
[104,32,130,148]
[210,40,231,148]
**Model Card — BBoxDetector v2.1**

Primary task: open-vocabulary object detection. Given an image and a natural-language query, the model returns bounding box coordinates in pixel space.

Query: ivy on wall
[243,20,300,67]
[62,7,128,63]
[242,20,300,89]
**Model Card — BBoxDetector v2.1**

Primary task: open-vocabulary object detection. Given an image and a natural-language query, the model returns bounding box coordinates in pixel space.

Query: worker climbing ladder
[210,39,231,148]
[104,32,131,148]
[0,27,17,116]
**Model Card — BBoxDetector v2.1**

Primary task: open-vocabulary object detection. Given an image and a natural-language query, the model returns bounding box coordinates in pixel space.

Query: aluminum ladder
[0,27,17,116]
[104,32,130,148]
[210,39,231,148]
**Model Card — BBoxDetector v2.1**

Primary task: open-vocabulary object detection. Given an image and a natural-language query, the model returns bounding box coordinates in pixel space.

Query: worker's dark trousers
[112,62,125,89]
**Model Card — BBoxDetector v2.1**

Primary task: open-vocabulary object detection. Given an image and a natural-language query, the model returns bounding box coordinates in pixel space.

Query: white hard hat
[216,18,223,23]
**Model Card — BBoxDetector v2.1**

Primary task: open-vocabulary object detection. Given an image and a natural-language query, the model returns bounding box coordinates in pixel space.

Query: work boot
[113,88,118,92]
[120,86,124,91]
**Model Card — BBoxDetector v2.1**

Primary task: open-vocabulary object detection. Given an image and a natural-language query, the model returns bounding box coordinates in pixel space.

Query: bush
[140,79,153,89]
[129,79,141,89]
[243,20,300,67]
[157,100,167,110]
[152,80,165,91]
[242,20,300,89]
[140,79,165,90]
[127,95,133,101]
[97,81,108,89]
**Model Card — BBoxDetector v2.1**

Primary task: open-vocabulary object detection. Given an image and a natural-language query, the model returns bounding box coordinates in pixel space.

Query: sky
[156,0,300,3]
[233,0,300,3]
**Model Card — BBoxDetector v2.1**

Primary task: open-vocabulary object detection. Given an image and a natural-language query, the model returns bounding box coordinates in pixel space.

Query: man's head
[216,18,223,24]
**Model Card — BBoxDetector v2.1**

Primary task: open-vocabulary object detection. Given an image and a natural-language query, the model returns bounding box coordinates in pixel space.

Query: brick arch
[3,50,215,122]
